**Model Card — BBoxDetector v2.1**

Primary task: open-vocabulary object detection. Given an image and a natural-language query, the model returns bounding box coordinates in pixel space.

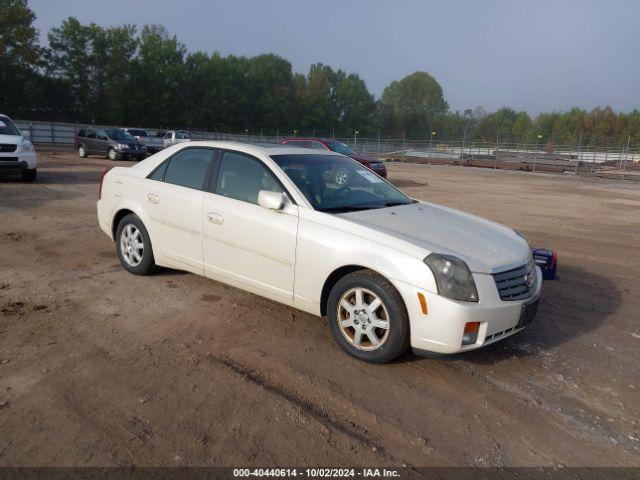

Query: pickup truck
[124,128,164,154]
[163,130,192,148]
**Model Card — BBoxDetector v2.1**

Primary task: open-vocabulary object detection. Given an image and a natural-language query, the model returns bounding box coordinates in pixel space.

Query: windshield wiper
[318,205,381,213]
[383,201,411,207]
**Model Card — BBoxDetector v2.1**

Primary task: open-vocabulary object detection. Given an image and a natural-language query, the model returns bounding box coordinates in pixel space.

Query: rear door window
[162,148,215,190]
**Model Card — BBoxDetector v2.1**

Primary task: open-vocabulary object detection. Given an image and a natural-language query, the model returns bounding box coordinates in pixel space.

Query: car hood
[0,134,23,145]
[338,202,530,273]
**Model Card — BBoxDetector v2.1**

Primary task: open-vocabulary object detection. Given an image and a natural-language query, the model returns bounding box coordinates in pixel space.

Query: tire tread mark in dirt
[58,379,151,451]
[207,354,397,462]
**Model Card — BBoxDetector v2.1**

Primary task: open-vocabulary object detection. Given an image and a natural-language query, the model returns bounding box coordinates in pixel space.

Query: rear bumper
[393,266,542,354]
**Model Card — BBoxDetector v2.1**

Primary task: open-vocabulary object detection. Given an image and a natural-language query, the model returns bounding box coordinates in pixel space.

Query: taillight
[98,167,113,200]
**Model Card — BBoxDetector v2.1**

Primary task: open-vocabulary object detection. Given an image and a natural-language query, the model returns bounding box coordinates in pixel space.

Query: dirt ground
[0,153,639,467]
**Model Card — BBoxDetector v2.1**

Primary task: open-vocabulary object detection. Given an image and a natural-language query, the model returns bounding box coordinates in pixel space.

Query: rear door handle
[207,212,224,225]
[147,194,159,204]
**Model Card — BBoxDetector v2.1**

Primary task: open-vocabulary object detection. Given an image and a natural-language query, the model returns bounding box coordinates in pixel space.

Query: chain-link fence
[15,119,639,182]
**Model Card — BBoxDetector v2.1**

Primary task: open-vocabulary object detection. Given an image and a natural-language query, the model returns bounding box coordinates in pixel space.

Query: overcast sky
[29,0,640,115]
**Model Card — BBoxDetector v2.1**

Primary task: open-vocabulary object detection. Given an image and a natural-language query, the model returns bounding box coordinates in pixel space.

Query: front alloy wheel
[108,148,117,161]
[327,270,410,363]
[337,287,390,350]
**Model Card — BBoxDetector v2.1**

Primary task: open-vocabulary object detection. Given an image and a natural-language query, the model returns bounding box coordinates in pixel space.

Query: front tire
[22,168,37,182]
[115,214,157,275]
[108,148,118,161]
[327,270,410,363]
[78,145,87,158]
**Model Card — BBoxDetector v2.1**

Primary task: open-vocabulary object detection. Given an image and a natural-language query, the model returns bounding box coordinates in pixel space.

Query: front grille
[485,325,520,342]
[493,261,536,301]
[0,144,17,153]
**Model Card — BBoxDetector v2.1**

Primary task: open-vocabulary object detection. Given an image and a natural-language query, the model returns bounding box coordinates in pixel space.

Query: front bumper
[0,152,37,170]
[393,266,542,354]
[373,167,387,178]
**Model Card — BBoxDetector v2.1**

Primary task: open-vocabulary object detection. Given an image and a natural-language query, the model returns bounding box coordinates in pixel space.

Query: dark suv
[281,138,387,178]
[76,128,147,160]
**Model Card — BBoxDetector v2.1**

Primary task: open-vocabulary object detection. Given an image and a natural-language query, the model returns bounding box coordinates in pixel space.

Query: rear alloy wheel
[108,148,117,161]
[328,270,410,363]
[78,145,87,158]
[115,214,156,275]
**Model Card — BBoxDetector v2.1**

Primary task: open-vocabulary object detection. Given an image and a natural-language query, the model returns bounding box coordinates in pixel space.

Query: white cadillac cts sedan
[97,142,542,363]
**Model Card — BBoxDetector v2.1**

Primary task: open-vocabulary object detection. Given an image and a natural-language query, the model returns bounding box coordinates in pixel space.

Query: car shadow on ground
[400,264,622,365]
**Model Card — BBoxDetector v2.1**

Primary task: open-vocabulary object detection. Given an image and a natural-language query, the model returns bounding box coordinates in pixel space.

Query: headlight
[21,141,34,152]
[424,253,479,302]
[116,143,128,150]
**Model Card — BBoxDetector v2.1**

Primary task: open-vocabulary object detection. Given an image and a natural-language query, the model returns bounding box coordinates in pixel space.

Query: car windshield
[326,141,355,156]
[106,129,136,141]
[127,129,147,137]
[271,154,412,213]
[0,116,21,136]
[176,131,191,139]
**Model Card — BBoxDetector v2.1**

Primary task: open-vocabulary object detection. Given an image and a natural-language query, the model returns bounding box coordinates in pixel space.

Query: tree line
[2,0,639,147]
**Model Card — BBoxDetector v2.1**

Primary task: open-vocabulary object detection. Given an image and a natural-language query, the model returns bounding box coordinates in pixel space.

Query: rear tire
[115,214,157,275]
[22,168,37,182]
[78,145,87,158]
[327,270,410,363]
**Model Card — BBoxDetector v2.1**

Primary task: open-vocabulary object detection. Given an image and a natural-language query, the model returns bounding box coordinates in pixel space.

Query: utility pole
[354,130,359,151]
[533,134,542,173]
[460,130,466,166]
[622,135,631,182]
[495,132,500,169]
[575,134,582,176]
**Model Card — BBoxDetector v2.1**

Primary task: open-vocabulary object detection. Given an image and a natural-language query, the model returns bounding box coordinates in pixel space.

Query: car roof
[281,137,333,143]
[175,140,343,157]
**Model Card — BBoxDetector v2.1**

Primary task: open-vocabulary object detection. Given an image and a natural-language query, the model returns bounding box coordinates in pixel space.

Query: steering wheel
[333,185,352,198]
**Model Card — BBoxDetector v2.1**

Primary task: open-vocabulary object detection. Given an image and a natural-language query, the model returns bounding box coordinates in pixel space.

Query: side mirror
[258,190,285,210]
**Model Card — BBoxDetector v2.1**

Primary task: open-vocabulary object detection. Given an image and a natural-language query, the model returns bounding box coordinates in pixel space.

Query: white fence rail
[15,119,639,165]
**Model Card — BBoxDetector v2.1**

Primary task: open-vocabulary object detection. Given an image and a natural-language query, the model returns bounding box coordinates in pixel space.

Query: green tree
[512,112,534,142]
[47,17,93,120]
[378,71,448,137]
[333,71,375,136]
[0,0,42,115]
[128,25,186,127]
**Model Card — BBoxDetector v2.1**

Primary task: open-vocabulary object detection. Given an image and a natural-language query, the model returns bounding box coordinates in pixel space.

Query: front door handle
[207,212,224,225]
[147,194,159,204]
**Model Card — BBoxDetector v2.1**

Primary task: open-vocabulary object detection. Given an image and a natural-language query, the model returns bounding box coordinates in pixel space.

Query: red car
[281,138,387,179]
